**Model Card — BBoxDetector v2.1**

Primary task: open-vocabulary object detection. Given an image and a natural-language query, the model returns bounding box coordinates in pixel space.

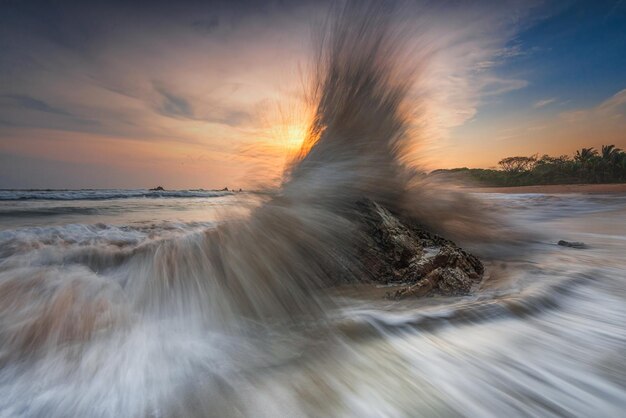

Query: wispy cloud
[598,88,626,111]
[412,1,542,164]
[482,77,529,97]
[153,82,195,119]
[150,81,253,127]
[560,88,626,122]
[2,94,72,116]
[533,98,556,108]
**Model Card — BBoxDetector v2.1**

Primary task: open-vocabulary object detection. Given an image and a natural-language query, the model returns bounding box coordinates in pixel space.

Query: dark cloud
[2,94,72,116]
[0,94,101,133]
[153,82,195,119]
[151,81,253,127]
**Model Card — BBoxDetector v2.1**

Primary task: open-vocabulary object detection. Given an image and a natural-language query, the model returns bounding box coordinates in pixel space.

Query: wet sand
[470,183,626,194]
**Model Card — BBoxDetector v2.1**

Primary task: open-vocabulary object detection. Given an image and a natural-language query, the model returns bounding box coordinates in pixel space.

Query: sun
[282,123,307,152]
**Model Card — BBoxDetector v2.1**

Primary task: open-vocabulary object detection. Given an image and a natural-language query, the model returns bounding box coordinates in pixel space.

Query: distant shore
[469,183,626,194]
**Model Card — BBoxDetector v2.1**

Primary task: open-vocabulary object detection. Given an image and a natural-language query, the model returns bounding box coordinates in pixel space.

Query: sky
[0,0,624,189]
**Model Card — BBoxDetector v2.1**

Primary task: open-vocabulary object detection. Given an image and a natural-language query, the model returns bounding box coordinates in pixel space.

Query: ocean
[0,189,243,229]
[0,190,625,416]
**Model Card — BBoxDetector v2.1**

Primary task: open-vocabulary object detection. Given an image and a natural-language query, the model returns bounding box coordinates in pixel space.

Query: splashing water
[0,2,625,417]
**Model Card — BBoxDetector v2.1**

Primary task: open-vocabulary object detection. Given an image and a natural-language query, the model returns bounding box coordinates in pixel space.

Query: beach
[470,183,626,194]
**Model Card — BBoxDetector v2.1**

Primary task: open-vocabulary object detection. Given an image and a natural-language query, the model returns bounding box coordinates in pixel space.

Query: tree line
[431,145,626,186]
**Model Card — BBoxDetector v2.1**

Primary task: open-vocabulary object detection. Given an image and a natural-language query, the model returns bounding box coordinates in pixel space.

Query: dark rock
[150,186,165,191]
[557,240,586,249]
[353,199,484,299]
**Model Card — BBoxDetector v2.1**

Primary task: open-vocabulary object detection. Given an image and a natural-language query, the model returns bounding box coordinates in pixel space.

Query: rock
[150,186,165,191]
[389,272,436,299]
[557,240,586,249]
[353,199,484,299]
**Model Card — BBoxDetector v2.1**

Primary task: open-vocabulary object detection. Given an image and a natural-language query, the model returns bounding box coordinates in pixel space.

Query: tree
[574,147,598,163]
[573,147,600,182]
[601,144,622,163]
[435,144,626,186]
[498,155,537,173]
[599,145,624,181]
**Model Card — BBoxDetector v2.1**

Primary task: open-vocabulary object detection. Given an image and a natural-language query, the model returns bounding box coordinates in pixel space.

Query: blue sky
[491,0,626,112]
[442,0,626,168]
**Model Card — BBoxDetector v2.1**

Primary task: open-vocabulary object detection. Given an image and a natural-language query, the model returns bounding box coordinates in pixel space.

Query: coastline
[468,183,626,194]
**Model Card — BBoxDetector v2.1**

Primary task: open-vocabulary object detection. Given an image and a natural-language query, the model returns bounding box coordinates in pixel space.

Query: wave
[0,221,214,260]
[0,189,235,201]
[336,272,595,338]
[0,206,102,217]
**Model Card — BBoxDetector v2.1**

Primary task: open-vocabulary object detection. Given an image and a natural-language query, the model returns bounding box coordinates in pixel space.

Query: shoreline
[468,183,626,194]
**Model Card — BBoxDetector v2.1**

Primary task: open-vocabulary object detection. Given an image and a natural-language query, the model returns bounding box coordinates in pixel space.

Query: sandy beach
[470,183,626,194]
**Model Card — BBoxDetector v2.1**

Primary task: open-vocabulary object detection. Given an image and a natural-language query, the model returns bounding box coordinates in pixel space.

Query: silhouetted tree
[601,145,622,163]
[574,147,598,163]
[498,155,537,173]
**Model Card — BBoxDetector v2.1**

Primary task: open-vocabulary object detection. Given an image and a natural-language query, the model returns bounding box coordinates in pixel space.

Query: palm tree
[616,153,626,181]
[574,147,598,163]
[574,147,600,182]
[601,144,622,163]
[600,145,624,181]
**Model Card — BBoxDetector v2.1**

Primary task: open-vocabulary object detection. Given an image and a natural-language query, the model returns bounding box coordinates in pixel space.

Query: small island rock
[558,240,586,249]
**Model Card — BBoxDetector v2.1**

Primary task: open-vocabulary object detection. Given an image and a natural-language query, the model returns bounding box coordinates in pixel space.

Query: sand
[469,183,626,194]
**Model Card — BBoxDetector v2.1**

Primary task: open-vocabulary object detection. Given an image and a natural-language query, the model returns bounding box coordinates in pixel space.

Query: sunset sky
[1,0,624,189]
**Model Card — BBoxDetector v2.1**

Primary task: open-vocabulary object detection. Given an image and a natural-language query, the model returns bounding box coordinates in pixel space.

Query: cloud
[481,77,529,97]
[405,1,543,162]
[2,94,71,116]
[0,94,101,131]
[150,81,253,127]
[219,110,252,127]
[560,88,626,122]
[0,0,553,186]
[533,98,556,108]
[598,88,626,112]
[153,82,195,119]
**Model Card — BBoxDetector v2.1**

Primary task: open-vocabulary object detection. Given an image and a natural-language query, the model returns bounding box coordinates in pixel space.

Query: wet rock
[354,199,484,299]
[150,186,165,191]
[557,240,586,249]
